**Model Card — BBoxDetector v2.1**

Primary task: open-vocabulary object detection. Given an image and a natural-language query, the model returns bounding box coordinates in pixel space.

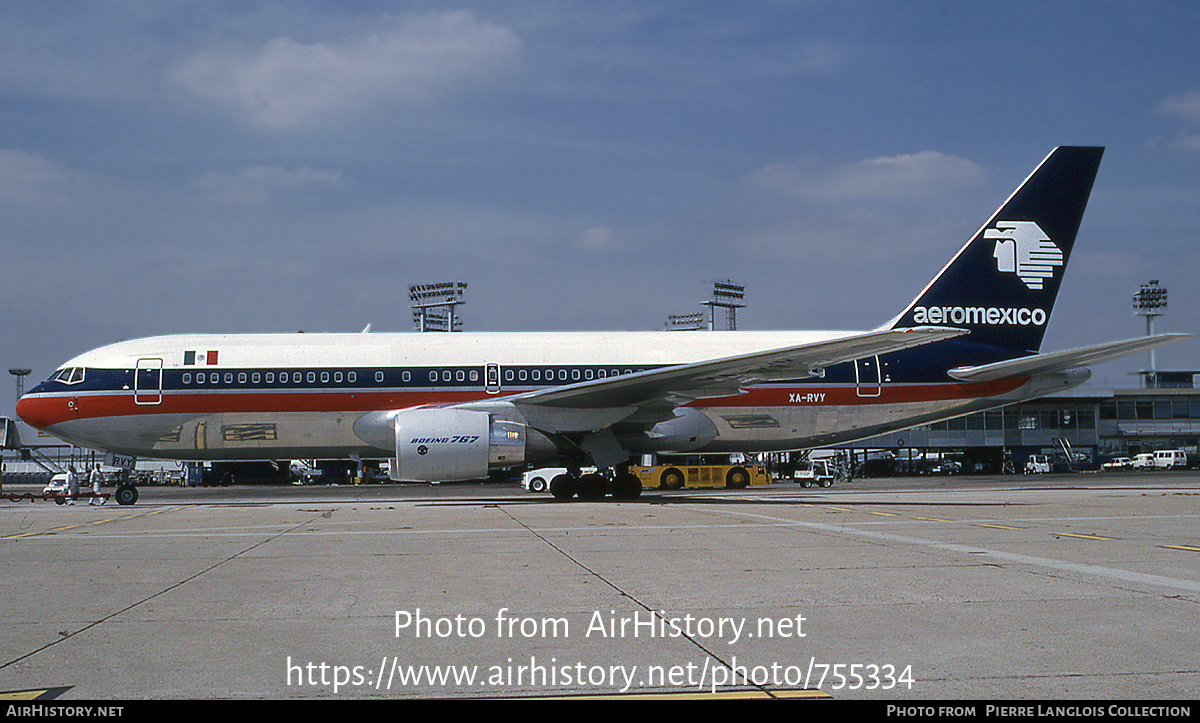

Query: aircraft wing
[500,326,965,431]
[947,334,1193,383]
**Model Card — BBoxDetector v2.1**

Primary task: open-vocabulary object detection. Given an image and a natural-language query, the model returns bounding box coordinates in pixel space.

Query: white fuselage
[17,330,1065,463]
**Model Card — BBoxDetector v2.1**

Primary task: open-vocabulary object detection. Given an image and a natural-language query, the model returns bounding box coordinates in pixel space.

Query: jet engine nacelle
[391,408,556,482]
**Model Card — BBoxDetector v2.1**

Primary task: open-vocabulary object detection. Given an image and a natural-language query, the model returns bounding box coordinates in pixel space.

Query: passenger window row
[503,367,641,383]
[182,370,373,386]
[176,365,646,388]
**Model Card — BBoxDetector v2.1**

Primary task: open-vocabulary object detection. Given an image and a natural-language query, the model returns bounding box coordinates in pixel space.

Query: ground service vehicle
[42,473,68,495]
[522,466,595,492]
[793,460,837,487]
[632,463,769,490]
[1153,450,1188,469]
[921,459,962,475]
[1025,454,1051,474]
[1101,457,1133,471]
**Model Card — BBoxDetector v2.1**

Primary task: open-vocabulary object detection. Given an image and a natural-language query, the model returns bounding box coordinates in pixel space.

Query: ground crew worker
[66,465,79,505]
[89,464,106,505]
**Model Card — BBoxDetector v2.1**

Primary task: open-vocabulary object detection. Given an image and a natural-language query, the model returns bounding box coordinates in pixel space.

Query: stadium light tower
[1132,279,1167,386]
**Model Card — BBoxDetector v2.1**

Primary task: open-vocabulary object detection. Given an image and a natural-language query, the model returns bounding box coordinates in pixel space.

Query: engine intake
[390,408,556,482]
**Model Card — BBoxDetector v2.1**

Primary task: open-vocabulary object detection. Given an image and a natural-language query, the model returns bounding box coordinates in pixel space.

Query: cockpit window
[50,367,86,385]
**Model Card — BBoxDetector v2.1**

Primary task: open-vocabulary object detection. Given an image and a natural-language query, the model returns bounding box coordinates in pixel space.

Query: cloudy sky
[3,1,1199,399]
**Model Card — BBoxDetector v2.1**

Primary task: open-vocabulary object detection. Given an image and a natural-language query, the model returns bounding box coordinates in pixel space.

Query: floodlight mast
[410,281,467,332]
[701,280,745,331]
[8,369,31,410]
[667,280,748,331]
[1132,280,1167,386]
[666,313,705,331]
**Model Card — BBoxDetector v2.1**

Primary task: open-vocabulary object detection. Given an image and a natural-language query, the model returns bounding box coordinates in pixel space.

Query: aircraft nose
[15,392,73,430]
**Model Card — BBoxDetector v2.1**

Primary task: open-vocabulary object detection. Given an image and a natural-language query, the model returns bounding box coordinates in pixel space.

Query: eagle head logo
[985,221,1062,290]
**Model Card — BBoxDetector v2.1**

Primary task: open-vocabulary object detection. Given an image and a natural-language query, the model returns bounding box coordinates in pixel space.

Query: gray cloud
[748,151,987,202]
[172,11,521,130]
[192,166,347,206]
[1157,90,1200,151]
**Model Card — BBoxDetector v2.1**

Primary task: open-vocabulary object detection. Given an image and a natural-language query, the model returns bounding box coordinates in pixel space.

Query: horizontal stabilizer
[947,334,1193,382]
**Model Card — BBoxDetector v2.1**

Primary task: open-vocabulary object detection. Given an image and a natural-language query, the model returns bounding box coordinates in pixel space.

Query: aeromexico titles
[16,146,1189,499]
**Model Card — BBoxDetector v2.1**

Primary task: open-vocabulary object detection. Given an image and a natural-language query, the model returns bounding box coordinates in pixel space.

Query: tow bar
[2,485,138,505]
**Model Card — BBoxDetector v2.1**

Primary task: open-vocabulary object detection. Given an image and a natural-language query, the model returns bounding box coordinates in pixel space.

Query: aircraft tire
[577,473,608,500]
[725,466,750,489]
[115,485,138,506]
[611,473,642,500]
[549,474,577,500]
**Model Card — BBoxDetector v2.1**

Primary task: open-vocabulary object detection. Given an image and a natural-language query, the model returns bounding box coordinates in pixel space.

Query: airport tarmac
[1,472,1198,701]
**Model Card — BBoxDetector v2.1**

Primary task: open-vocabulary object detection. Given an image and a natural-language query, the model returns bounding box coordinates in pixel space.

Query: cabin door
[135,358,163,405]
[855,356,882,398]
[485,363,501,394]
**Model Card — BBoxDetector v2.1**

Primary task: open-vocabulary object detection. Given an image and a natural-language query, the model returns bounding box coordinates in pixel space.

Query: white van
[1132,453,1156,469]
[1153,450,1188,470]
[1024,454,1051,474]
[42,473,68,495]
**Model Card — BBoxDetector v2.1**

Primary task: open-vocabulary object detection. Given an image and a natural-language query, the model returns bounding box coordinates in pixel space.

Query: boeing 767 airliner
[16,146,1189,499]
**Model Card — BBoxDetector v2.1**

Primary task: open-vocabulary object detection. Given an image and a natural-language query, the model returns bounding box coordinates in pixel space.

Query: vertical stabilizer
[890,146,1104,353]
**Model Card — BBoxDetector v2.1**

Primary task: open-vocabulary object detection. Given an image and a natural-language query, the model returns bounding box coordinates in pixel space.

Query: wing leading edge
[502,326,965,422]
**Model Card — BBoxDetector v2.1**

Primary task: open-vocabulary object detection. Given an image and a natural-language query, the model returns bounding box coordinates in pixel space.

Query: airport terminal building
[843,371,1200,473]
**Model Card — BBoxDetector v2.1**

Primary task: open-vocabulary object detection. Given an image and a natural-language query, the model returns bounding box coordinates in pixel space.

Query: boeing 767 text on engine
[16,147,1189,499]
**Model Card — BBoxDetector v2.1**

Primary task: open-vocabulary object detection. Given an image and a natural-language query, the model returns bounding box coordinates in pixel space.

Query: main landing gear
[549,468,642,500]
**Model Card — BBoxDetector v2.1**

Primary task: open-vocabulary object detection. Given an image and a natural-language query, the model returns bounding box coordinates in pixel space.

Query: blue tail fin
[889,146,1104,353]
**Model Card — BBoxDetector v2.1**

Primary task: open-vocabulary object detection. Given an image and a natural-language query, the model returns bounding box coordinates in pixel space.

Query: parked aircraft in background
[16,146,1189,498]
